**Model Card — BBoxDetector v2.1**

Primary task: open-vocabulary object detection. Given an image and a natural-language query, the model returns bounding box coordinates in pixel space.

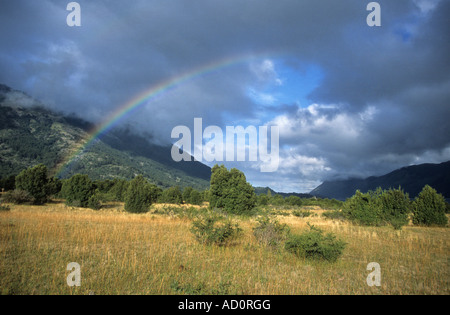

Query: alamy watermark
[66,262,81,287]
[171,118,280,172]
[366,262,381,287]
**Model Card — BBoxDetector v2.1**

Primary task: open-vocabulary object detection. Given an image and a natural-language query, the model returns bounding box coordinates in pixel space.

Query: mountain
[0,84,211,190]
[254,186,313,199]
[310,161,450,200]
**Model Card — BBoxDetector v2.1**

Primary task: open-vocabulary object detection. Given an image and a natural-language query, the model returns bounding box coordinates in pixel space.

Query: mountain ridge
[0,84,211,190]
[310,161,450,200]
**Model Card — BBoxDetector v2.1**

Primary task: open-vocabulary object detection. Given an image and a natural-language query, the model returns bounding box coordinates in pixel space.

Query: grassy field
[0,201,448,295]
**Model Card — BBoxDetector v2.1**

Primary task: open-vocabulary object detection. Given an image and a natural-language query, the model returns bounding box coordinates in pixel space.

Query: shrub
[253,216,290,247]
[124,175,156,213]
[15,164,53,204]
[61,174,95,208]
[285,223,346,262]
[342,189,384,226]
[270,194,285,206]
[190,215,242,246]
[159,186,183,204]
[108,179,130,202]
[2,189,34,205]
[87,191,102,210]
[412,185,448,227]
[209,165,257,215]
[182,187,193,203]
[380,188,411,230]
[257,194,269,206]
[0,204,10,211]
[292,210,312,218]
[322,210,345,220]
[182,187,203,205]
[0,175,16,191]
[286,196,303,207]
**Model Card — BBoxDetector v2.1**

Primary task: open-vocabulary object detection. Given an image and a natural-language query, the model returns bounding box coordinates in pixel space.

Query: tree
[412,185,448,226]
[342,189,384,226]
[160,186,183,204]
[182,187,194,203]
[209,165,256,215]
[15,164,52,204]
[0,175,16,191]
[183,186,203,205]
[188,189,203,205]
[286,195,303,207]
[61,174,95,208]
[124,175,156,213]
[109,178,130,202]
[380,187,411,229]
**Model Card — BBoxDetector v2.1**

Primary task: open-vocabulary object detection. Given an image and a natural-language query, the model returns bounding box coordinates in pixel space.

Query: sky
[0,0,449,193]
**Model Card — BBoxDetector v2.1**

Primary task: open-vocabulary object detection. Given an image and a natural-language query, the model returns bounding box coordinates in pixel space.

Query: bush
[380,188,411,230]
[0,204,10,211]
[322,210,345,220]
[108,179,130,202]
[190,215,242,246]
[124,175,157,213]
[412,185,448,227]
[286,196,303,207]
[87,191,102,210]
[257,194,269,206]
[159,186,183,204]
[292,210,312,218]
[270,194,285,206]
[209,165,257,215]
[61,174,95,208]
[182,187,203,205]
[0,175,16,191]
[253,216,290,247]
[2,189,34,205]
[15,164,53,205]
[285,223,346,262]
[342,189,384,226]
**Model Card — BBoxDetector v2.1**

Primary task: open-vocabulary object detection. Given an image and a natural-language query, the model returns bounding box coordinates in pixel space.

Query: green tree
[380,187,411,229]
[182,187,194,204]
[257,194,269,206]
[0,175,16,191]
[160,186,183,204]
[124,175,155,213]
[182,186,203,205]
[209,165,256,215]
[342,189,384,226]
[15,164,52,204]
[286,195,303,207]
[61,174,95,208]
[109,178,130,202]
[412,185,448,226]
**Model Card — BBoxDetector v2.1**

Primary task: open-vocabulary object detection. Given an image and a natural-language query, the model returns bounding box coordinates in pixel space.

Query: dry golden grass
[0,202,448,295]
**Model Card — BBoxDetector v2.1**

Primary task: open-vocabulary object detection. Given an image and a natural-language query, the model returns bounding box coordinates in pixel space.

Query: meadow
[0,201,448,295]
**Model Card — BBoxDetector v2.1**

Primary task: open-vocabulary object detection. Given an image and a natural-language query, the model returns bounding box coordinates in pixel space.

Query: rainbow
[54,53,280,178]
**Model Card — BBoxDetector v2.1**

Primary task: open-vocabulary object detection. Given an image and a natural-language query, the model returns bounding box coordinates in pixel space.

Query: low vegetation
[285,223,346,262]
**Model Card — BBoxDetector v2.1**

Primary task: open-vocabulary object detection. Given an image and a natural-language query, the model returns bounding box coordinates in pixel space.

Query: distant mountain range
[0,84,210,190]
[254,186,313,198]
[310,161,450,200]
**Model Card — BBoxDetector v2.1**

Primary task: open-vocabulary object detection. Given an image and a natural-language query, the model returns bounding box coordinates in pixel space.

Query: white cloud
[413,0,442,14]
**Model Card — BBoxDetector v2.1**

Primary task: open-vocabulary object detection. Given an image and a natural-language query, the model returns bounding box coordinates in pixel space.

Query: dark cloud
[0,0,449,192]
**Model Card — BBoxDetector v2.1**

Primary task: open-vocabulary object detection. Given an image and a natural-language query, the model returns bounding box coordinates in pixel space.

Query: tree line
[0,164,448,228]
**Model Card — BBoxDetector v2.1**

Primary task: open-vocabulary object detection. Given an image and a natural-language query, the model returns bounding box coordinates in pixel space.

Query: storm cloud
[1,0,449,192]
